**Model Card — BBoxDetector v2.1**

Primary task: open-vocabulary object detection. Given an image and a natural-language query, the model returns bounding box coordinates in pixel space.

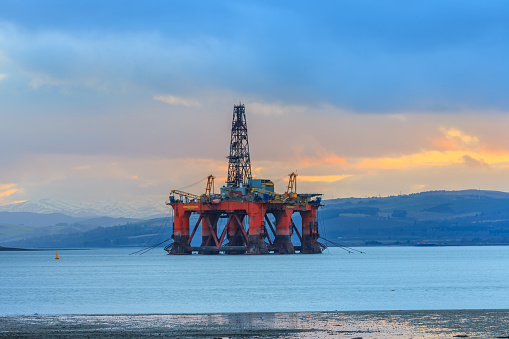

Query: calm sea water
[1,246,508,315]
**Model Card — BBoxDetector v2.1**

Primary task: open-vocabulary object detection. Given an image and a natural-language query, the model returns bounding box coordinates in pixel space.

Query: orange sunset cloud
[356,128,509,170]
[298,175,352,182]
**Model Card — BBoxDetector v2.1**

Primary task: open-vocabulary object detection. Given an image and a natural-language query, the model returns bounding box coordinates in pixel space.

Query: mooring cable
[129,214,171,255]
[137,237,173,255]
[133,236,172,256]
[318,206,327,240]
[135,214,170,250]
[149,213,172,254]
[320,238,354,254]
[319,236,365,254]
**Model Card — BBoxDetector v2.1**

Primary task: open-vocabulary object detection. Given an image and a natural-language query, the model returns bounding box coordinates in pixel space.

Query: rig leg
[247,234,269,254]
[272,210,295,254]
[246,204,269,254]
[170,206,192,254]
[300,209,323,254]
[171,235,191,254]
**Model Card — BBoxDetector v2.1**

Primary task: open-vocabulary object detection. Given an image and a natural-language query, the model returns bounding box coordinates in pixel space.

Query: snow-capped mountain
[0,197,170,219]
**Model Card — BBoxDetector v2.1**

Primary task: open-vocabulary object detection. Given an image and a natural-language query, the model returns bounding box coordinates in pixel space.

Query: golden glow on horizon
[6,123,509,203]
[298,175,352,182]
[356,150,509,169]
[356,128,509,170]
[293,149,347,166]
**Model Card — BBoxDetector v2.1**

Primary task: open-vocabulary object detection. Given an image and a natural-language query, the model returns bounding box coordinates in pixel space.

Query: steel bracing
[167,201,323,255]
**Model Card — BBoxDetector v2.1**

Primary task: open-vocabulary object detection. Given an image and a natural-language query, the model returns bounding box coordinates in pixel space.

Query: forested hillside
[320,190,509,245]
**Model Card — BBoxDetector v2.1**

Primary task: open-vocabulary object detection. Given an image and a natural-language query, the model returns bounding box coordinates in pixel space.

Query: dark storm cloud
[0,0,508,112]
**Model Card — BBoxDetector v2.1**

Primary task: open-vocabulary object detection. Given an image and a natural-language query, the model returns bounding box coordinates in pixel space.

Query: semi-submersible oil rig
[165,103,325,255]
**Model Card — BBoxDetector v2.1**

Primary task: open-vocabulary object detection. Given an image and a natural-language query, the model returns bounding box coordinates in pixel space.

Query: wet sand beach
[1,309,508,338]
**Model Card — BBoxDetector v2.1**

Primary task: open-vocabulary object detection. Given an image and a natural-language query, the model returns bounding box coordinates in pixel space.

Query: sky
[1,0,509,206]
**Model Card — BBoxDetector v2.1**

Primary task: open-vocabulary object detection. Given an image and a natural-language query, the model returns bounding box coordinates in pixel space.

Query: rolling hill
[2,190,509,248]
[319,190,509,245]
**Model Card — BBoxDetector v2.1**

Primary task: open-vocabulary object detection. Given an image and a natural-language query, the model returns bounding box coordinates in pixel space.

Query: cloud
[462,155,490,169]
[153,95,201,107]
[12,200,27,204]
[0,184,19,205]
[357,150,455,169]
[1,3,509,204]
[0,73,6,80]
[443,128,478,144]
[386,114,407,121]
[0,188,18,198]
[29,76,72,90]
[1,1,509,112]
[438,127,479,149]
[72,165,92,171]
[0,153,231,202]
[356,127,506,170]
[0,184,22,205]
[298,175,351,182]
[0,183,16,190]
[292,146,347,167]
[248,102,307,116]
[357,150,509,170]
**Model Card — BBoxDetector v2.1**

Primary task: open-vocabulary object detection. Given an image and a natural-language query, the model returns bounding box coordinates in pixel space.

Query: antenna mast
[227,103,252,187]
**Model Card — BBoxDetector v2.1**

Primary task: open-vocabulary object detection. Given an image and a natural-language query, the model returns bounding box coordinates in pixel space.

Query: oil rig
[165,103,325,254]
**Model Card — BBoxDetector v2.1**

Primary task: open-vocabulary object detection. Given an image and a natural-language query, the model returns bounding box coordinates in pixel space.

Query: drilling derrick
[227,104,252,187]
[166,102,325,255]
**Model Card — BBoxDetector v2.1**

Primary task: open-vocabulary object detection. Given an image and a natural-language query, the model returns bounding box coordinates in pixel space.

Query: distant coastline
[0,246,87,251]
[0,246,35,251]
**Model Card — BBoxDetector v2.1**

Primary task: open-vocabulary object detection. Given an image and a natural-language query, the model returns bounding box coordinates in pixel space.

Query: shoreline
[0,247,89,251]
[2,307,508,316]
[1,309,508,338]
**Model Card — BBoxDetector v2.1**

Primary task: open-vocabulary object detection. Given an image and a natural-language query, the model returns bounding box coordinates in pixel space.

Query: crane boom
[170,190,200,201]
[251,188,286,200]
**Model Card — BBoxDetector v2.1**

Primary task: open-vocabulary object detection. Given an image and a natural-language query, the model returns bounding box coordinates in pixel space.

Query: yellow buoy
[55,251,59,259]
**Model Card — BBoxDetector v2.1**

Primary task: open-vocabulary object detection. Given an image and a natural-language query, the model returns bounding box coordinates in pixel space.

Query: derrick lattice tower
[227,103,252,187]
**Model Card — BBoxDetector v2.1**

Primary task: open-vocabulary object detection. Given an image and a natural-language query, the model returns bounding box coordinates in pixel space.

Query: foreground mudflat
[0,310,508,338]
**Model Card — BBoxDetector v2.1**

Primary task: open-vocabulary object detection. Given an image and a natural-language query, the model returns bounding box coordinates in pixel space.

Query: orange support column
[247,202,268,254]
[273,208,295,254]
[170,204,192,254]
[300,207,322,254]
